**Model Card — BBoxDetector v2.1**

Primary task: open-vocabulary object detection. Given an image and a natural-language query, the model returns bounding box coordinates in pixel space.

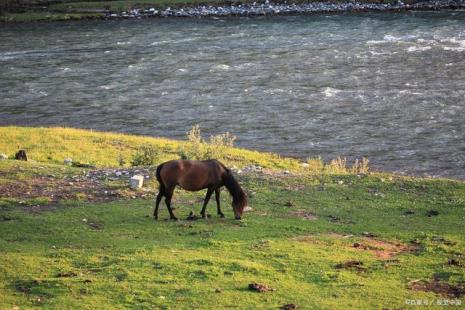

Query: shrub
[205,132,236,160]
[351,157,369,174]
[178,125,236,160]
[131,144,160,166]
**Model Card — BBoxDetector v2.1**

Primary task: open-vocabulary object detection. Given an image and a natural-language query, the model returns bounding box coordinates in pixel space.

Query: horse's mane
[220,164,247,210]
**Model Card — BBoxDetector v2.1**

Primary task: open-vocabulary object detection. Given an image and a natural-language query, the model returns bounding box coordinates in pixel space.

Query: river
[1,12,464,179]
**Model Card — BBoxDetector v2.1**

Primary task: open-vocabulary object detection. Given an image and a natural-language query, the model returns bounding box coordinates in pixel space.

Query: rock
[248,282,274,292]
[301,163,309,168]
[14,150,28,161]
[130,175,144,189]
[243,206,253,212]
[115,171,122,177]
[426,210,439,217]
[362,231,376,238]
[285,200,295,208]
[64,158,73,165]
[0,153,7,160]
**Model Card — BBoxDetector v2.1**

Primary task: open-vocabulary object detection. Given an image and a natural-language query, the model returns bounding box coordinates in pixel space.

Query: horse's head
[232,189,248,220]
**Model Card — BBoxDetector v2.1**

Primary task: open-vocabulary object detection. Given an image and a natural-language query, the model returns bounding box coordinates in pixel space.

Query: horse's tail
[156,163,165,192]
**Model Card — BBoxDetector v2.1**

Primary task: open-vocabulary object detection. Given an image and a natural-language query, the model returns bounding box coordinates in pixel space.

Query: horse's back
[158,159,225,191]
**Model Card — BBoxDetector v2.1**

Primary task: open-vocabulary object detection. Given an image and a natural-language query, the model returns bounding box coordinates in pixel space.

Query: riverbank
[2,0,465,22]
[1,126,465,308]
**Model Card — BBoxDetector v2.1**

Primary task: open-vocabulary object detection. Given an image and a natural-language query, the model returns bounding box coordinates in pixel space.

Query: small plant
[352,157,369,174]
[117,154,126,167]
[305,157,325,174]
[177,125,207,160]
[326,157,347,174]
[205,132,236,160]
[178,125,236,160]
[131,144,160,166]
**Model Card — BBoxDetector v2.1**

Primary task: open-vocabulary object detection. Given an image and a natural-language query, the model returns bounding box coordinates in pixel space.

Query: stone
[64,158,73,165]
[130,175,144,189]
[243,206,253,212]
[14,150,28,161]
[0,153,7,160]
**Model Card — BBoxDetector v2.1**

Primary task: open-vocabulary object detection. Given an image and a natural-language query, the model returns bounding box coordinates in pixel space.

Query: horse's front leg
[200,188,214,219]
[215,188,224,218]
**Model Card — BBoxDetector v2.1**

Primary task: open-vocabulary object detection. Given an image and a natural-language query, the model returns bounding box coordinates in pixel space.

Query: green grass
[1,127,465,309]
[0,126,322,172]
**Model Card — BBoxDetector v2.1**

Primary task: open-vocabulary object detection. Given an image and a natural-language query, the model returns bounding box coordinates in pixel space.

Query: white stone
[301,163,309,168]
[115,171,122,177]
[243,206,253,212]
[0,154,7,160]
[64,158,73,165]
[130,175,144,189]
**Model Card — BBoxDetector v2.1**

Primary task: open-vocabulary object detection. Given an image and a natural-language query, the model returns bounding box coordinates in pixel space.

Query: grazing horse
[154,159,248,220]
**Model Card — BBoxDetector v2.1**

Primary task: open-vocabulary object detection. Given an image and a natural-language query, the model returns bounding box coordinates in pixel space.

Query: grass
[1,126,465,309]
[0,126,329,172]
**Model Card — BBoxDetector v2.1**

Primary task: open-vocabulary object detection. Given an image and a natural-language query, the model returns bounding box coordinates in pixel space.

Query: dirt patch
[291,210,317,220]
[0,168,156,212]
[294,233,420,260]
[0,176,119,203]
[248,282,275,292]
[334,260,366,272]
[56,271,78,278]
[280,304,298,310]
[82,219,104,230]
[409,279,465,298]
[352,238,415,260]
[326,215,354,224]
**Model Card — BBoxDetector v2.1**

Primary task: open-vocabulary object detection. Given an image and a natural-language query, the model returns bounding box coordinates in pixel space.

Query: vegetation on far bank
[1,126,464,309]
[0,126,369,174]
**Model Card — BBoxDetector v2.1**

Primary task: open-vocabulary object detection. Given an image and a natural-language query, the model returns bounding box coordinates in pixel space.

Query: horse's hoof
[171,217,178,221]
[218,213,225,218]
[153,216,158,221]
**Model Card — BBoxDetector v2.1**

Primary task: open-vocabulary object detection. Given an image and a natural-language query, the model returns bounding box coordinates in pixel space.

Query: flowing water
[1,12,464,178]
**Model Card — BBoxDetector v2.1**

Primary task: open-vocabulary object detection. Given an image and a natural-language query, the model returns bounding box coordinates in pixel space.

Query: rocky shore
[104,0,465,19]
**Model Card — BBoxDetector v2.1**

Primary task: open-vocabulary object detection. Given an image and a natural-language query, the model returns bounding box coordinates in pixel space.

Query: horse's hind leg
[153,186,164,220]
[200,188,214,219]
[164,187,177,221]
[215,188,224,218]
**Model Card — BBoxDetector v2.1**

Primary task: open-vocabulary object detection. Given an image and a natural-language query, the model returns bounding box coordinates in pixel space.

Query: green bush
[177,125,236,160]
[131,144,160,166]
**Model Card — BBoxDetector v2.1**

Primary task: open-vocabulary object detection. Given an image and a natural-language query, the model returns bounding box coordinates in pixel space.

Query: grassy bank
[1,126,464,309]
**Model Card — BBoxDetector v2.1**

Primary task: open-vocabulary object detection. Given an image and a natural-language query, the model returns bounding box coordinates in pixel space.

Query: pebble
[102,1,465,19]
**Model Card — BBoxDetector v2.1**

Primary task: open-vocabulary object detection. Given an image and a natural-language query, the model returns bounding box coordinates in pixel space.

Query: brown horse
[154,159,248,220]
